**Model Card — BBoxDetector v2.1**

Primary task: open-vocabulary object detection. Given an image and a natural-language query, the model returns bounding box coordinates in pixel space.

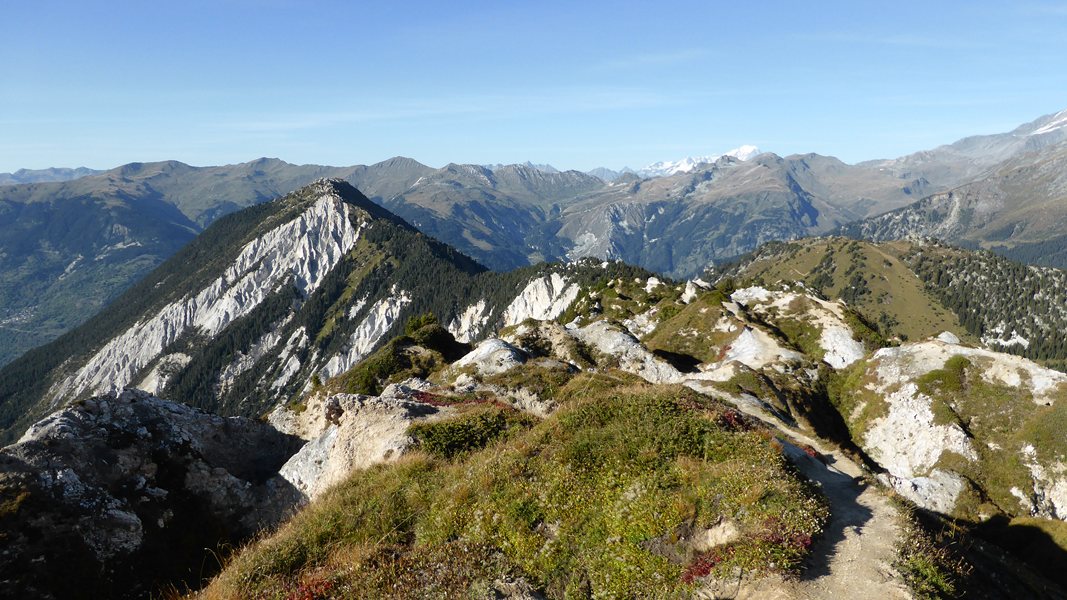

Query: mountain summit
[0,178,655,442]
[637,145,762,177]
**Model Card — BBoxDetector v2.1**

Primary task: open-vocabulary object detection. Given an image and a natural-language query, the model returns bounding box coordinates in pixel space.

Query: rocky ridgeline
[5,269,1067,597]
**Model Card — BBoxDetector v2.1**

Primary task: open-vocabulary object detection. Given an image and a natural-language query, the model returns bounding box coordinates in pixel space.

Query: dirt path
[686,382,913,599]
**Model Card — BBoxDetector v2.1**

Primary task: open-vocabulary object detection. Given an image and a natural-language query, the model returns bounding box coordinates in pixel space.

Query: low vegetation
[202,376,828,599]
[711,239,969,344]
[326,314,469,396]
[480,362,578,403]
[894,502,971,599]
[643,289,735,364]
[409,404,536,459]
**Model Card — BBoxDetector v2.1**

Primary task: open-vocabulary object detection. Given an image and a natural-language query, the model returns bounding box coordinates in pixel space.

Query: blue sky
[2,0,1066,172]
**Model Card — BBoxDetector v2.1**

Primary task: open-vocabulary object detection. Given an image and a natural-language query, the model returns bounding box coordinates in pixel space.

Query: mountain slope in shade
[0,182,202,366]
[0,389,304,599]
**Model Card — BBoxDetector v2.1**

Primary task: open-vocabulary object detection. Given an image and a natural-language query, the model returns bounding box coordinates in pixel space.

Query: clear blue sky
[3,0,1066,172]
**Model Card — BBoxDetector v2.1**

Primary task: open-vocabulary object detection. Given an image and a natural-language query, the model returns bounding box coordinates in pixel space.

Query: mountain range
[634,144,763,177]
[4,175,1067,597]
[842,112,1067,268]
[1,108,1066,368]
[0,166,102,185]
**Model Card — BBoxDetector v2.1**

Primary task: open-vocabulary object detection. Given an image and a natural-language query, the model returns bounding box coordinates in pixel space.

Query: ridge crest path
[685,380,912,599]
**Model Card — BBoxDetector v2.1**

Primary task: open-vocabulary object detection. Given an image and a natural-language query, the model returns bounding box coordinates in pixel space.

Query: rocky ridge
[0,389,303,599]
[6,254,1067,597]
[5,179,1067,597]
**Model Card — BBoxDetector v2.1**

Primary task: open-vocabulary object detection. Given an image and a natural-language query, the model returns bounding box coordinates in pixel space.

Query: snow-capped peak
[637,145,761,178]
[1029,109,1067,136]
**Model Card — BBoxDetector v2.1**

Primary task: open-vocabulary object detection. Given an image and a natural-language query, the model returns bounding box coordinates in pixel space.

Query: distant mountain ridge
[842,137,1067,269]
[3,107,1067,366]
[0,166,101,185]
[483,160,560,174]
[858,108,1067,189]
[636,144,762,177]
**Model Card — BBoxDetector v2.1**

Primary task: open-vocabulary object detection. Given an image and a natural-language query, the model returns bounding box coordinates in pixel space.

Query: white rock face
[135,353,191,395]
[982,322,1031,349]
[49,190,361,405]
[453,338,527,376]
[820,326,867,369]
[320,288,412,380]
[276,385,443,500]
[864,382,977,512]
[723,327,803,370]
[681,281,701,304]
[936,331,961,345]
[733,286,866,369]
[872,339,1067,403]
[859,338,1067,517]
[217,318,291,393]
[572,321,681,385]
[447,299,491,343]
[502,273,580,327]
[622,308,659,338]
[644,277,663,293]
[272,328,309,390]
[1019,444,1067,520]
[346,295,368,319]
[866,375,977,512]
[729,286,774,306]
[501,321,590,368]
[882,470,968,515]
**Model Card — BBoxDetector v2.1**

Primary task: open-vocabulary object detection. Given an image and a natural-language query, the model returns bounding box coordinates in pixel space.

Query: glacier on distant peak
[1029,109,1067,136]
[638,145,761,178]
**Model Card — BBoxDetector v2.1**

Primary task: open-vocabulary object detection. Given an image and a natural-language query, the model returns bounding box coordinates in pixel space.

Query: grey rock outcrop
[0,389,303,600]
[270,381,446,501]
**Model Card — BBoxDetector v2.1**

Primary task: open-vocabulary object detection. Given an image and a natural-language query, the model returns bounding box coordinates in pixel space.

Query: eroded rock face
[453,338,529,376]
[730,285,866,369]
[0,389,304,600]
[271,381,445,501]
[501,273,580,327]
[47,186,362,406]
[572,320,681,384]
[845,338,1067,520]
